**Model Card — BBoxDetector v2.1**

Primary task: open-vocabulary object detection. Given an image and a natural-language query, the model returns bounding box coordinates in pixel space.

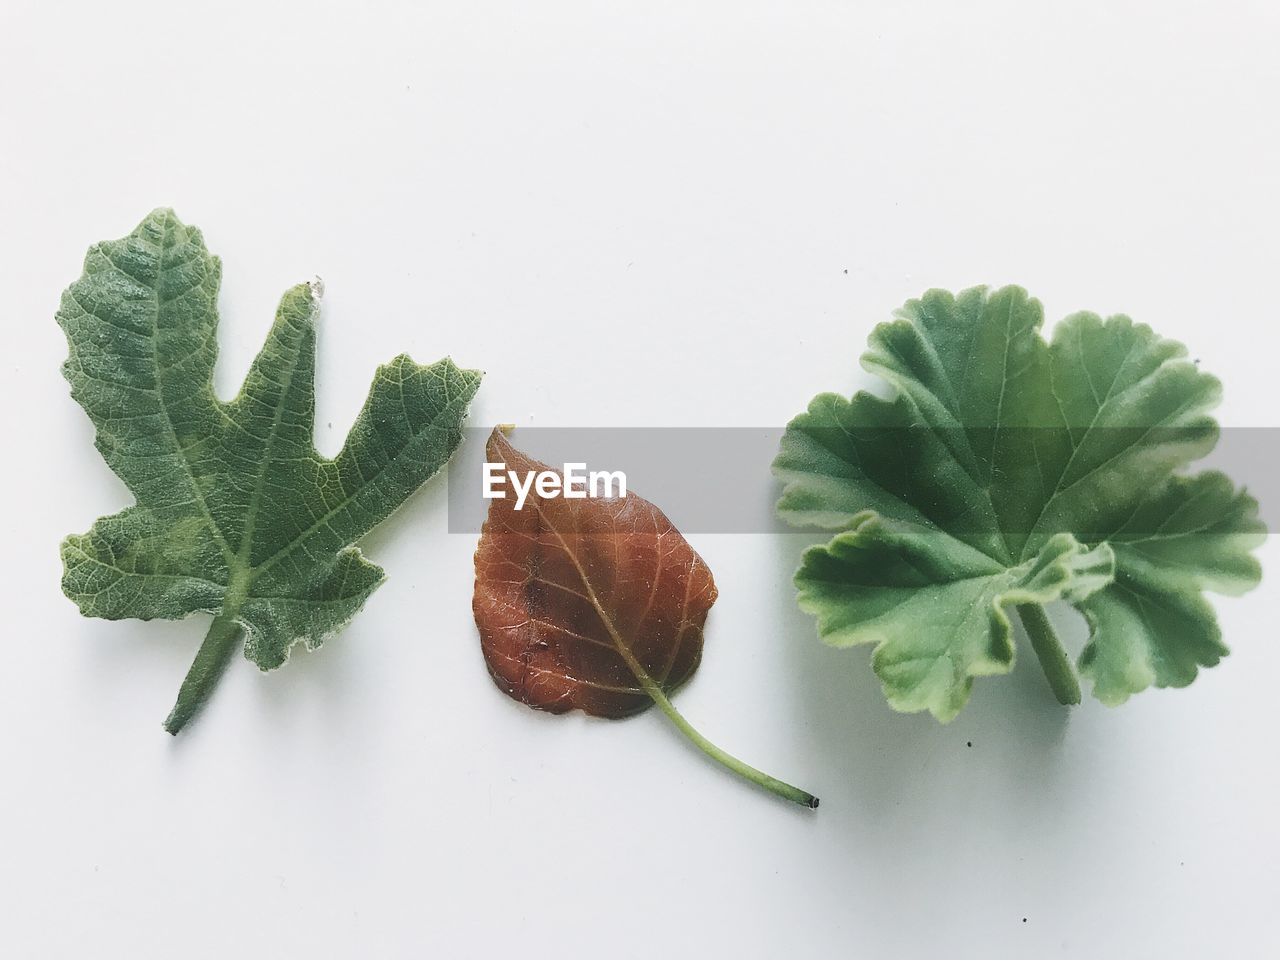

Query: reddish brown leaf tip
[472,428,717,718]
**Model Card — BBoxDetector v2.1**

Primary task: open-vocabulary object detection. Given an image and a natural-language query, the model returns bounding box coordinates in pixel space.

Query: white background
[2,2,1277,957]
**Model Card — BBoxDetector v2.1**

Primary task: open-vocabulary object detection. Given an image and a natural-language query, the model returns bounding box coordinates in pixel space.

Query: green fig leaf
[59,209,481,732]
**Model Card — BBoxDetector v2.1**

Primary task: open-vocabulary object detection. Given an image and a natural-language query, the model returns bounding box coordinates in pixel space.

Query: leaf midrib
[247,377,469,584]
[1017,329,1145,559]
[232,308,308,586]
[1020,374,1207,562]
[527,496,691,700]
[146,213,234,564]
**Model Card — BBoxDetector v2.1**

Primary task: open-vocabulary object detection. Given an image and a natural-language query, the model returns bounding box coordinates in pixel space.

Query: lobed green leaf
[775,285,1263,719]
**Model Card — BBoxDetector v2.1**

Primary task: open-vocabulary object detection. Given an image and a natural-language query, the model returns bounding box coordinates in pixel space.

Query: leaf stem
[527,491,816,808]
[164,612,244,735]
[602,617,817,806]
[1017,603,1081,706]
[639,673,819,808]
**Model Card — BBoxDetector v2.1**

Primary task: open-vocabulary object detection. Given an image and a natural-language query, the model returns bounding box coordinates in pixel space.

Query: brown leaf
[470,427,817,808]
[473,428,716,718]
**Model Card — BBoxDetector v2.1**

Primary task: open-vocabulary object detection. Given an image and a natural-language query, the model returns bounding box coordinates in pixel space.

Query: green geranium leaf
[774,285,1263,721]
[58,209,481,733]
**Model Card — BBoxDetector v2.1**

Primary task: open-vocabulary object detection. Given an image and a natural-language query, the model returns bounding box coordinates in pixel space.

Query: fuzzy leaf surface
[60,209,481,676]
[774,285,1263,720]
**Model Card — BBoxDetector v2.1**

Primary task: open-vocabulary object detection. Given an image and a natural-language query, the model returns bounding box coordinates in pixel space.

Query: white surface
[2,2,1278,957]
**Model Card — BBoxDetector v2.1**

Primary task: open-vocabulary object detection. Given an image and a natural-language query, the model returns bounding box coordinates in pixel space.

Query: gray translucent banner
[446,427,1275,534]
